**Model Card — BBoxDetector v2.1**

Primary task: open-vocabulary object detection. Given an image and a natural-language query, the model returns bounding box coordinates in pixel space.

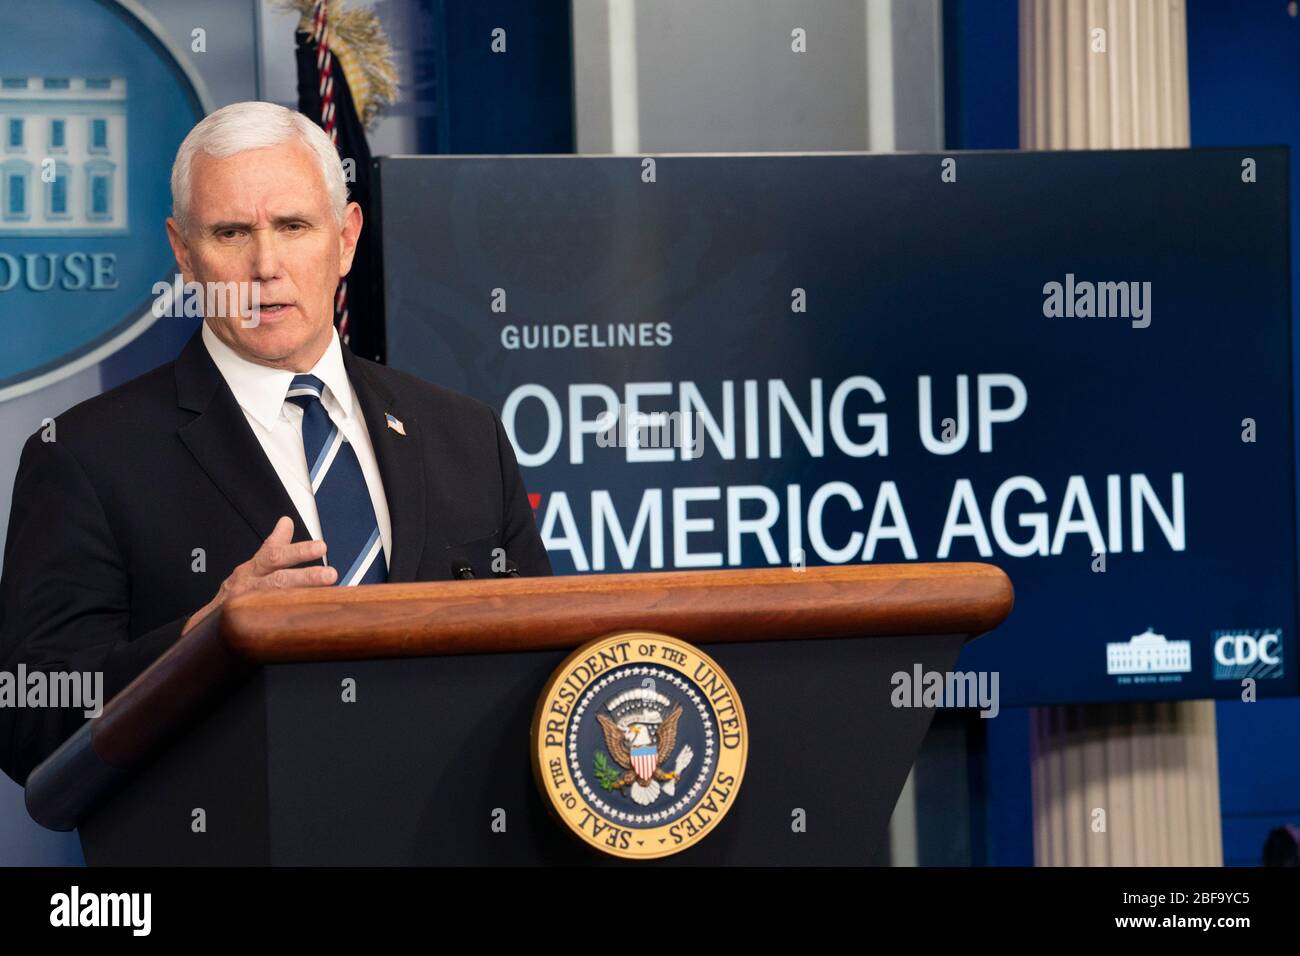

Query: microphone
[450,559,475,580]
[500,560,520,578]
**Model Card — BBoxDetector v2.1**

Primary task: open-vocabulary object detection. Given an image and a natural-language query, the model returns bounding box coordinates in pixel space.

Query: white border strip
[866,0,895,152]
[606,0,639,155]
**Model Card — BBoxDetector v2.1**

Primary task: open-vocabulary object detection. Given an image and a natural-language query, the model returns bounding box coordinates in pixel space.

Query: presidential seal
[531,632,748,859]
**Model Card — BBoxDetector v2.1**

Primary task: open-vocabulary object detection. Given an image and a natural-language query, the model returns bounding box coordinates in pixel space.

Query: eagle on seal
[597,705,690,806]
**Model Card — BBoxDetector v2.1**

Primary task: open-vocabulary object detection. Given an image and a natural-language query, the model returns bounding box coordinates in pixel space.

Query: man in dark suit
[0,101,550,786]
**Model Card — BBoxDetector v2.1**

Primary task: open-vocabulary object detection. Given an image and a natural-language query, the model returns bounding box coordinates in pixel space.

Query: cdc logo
[1212,629,1284,681]
[0,0,207,399]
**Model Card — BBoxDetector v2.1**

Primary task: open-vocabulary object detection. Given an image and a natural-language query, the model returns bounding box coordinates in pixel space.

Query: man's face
[165,138,362,371]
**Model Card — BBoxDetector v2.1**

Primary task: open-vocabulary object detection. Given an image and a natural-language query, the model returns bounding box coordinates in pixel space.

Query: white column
[1019,0,1221,867]
[606,0,641,155]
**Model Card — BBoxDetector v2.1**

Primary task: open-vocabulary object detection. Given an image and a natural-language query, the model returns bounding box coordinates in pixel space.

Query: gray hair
[170,101,347,232]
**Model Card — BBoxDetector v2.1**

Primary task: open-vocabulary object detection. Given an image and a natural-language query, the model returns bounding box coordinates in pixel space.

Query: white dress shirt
[201,321,392,571]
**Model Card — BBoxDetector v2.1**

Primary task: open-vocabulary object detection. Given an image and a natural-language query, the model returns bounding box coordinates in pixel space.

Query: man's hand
[181,516,335,635]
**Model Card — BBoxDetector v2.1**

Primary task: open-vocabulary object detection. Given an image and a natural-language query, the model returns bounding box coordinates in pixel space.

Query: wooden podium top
[221,563,1014,662]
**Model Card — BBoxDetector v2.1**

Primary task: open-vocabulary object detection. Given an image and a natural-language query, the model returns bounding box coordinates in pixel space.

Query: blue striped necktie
[285,373,387,586]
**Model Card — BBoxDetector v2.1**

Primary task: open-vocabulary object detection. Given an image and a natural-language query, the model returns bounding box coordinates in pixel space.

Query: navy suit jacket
[0,327,551,785]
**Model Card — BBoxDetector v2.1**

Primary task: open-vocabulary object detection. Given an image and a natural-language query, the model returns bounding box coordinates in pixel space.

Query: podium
[26,563,1012,865]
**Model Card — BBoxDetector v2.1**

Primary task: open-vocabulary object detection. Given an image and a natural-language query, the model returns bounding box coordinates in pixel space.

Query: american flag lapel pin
[385,413,407,436]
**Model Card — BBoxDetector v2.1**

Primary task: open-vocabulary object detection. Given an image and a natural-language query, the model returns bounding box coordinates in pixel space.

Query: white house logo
[1,76,127,234]
[0,0,209,400]
[1106,627,1191,684]
[1212,629,1283,681]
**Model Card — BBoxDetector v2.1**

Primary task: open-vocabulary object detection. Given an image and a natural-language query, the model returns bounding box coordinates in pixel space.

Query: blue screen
[378,149,1296,706]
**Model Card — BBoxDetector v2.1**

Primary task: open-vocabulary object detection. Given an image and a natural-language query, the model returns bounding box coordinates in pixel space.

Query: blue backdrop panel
[376,150,1295,708]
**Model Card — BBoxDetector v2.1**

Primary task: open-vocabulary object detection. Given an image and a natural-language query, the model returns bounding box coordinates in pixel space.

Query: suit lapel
[340,345,427,583]
[173,328,314,549]
[173,326,427,582]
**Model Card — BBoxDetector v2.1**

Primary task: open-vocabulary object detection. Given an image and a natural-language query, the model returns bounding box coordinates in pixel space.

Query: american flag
[294,0,385,362]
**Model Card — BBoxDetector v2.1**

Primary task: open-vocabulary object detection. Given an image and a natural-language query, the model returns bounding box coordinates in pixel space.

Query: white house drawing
[1106,628,1192,675]
[0,76,127,234]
